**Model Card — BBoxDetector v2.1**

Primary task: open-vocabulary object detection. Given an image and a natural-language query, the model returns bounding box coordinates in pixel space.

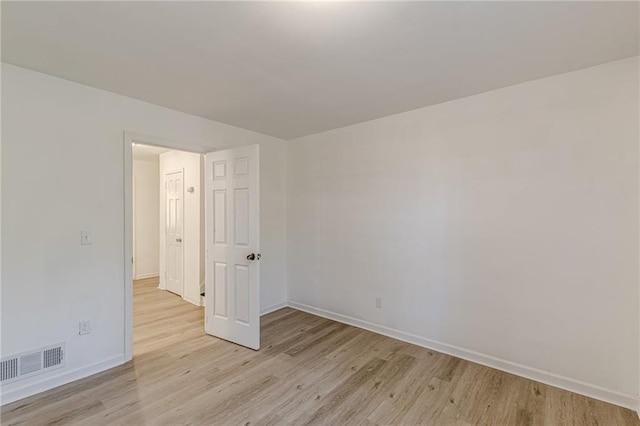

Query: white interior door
[205,145,260,350]
[165,170,184,296]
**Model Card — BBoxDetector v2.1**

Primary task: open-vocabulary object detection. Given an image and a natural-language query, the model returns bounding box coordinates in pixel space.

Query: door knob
[247,253,261,261]
[176,238,182,243]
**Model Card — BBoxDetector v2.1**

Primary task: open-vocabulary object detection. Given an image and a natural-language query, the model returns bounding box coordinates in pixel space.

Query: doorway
[126,133,206,360]
[124,133,262,361]
[131,142,204,302]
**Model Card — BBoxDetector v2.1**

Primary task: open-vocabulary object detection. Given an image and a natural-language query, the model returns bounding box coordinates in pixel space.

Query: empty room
[1,1,639,425]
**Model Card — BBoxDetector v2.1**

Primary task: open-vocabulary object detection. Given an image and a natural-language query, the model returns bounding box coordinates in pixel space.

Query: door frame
[123,131,210,362]
[162,168,185,297]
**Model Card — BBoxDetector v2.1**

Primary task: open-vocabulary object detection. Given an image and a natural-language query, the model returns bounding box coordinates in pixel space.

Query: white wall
[2,57,638,410]
[159,150,202,306]
[133,159,159,279]
[0,63,288,404]
[287,57,640,408]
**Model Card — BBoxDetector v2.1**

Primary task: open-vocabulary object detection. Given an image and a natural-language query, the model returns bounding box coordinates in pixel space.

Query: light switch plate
[80,231,92,245]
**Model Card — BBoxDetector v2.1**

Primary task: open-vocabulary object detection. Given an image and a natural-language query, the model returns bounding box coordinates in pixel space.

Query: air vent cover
[43,346,63,369]
[1,358,19,382]
[1,343,65,384]
[20,352,41,375]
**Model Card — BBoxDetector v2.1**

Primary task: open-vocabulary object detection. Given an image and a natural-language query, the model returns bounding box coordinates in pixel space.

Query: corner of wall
[283,140,290,304]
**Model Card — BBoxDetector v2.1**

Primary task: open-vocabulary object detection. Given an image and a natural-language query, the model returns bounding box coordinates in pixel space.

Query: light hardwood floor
[2,277,638,425]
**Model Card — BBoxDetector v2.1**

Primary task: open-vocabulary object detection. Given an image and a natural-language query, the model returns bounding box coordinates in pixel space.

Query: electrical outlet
[79,320,91,335]
[375,298,383,309]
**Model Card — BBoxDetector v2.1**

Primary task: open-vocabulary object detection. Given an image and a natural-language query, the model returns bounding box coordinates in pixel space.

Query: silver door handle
[176,238,182,243]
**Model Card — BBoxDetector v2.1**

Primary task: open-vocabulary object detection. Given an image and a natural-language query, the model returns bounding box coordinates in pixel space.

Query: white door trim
[123,131,208,362]
[132,175,136,280]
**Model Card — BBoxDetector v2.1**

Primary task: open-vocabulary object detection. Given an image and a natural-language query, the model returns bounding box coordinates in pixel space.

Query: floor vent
[1,343,65,385]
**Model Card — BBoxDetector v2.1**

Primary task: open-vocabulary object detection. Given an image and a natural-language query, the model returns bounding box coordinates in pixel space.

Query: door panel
[165,170,184,296]
[214,190,227,244]
[214,262,228,318]
[205,145,260,350]
[234,188,250,246]
[235,265,250,324]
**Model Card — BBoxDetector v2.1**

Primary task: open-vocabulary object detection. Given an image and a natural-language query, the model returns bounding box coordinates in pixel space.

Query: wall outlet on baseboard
[78,320,91,335]
[375,298,383,309]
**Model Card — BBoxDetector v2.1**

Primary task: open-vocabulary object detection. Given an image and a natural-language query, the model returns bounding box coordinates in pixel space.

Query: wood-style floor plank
[2,278,638,425]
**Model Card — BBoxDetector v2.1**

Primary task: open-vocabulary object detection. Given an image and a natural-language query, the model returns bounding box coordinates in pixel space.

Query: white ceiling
[132,144,171,163]
[2,1,638,140]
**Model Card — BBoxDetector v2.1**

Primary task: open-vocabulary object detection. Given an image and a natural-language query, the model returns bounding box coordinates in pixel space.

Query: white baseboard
[183,295,201,307]
[261,301,288,316]
[134,272,159,280]
[0,354,126,406]
[288,301,640,411]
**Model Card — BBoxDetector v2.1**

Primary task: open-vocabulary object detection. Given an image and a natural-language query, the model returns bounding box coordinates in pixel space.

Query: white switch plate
[80,231,92,245]
[376,298,383,309]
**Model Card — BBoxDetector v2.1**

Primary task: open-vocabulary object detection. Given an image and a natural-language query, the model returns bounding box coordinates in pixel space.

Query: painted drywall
[0,63,287,404]
[133,159,160,279]
[287,57,640,407]
[158,150,202,306]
